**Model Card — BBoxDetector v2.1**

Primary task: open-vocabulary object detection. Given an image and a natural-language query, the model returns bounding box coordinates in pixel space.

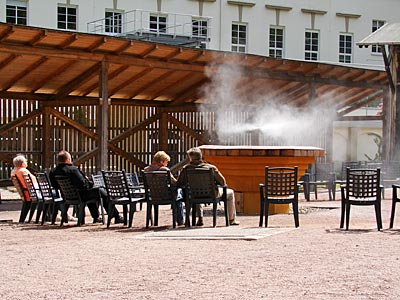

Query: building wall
[1,0,399,67]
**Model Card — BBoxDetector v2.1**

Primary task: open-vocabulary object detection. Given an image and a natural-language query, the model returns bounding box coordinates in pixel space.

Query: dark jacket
[49,163,93,191]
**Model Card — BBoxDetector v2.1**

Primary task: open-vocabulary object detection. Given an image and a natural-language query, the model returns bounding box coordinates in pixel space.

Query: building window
[231,23,247,53]
[192,18,208,38]
[269,26,284,58]
[58,4,77,30]
[372,20,385,54]
[339,33,353,63]
[305,30,319,61]
[105,10,123,34]
[150,14,167,33]
[6,0,27,25]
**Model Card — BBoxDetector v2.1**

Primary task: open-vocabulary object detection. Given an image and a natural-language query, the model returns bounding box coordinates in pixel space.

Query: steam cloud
[200,62,337,147]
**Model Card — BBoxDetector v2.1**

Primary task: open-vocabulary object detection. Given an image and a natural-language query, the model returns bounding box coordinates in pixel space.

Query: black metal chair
[390,184,400,229]
[22,173,44,224]
[259,166,299,228]
[340,168,382,231]
[102,170,142,228]
[126,172,145,210]
[92,174,105,188]
[143,170,183,228]
[36,172,63,225]
[183,167,229,228]
[55,175,102,226]
[11,175,38,223]
[303,162,336,201]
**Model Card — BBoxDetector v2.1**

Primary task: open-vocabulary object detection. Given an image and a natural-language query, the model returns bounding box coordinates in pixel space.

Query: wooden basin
[199,145,325,215]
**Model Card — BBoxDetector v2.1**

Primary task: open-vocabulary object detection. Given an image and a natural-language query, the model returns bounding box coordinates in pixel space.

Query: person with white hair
[10,154,36,202]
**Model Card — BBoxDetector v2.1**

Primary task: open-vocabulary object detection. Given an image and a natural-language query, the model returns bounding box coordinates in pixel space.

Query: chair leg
[192,204,196,226]
[60,203,69,226]
[51,202,59,225]
[212,202,217,228]
[293,201,299,228]
[41,203,49,225]
[390,199,397,229]
[259,199,264,227]
[314,184,318,200]
[345,203,351,230]
[154,205,159,226]
[35,201,44,224]
[28,202,37,223]
[340,199,345,228]
[264,202,270,227]
[19,201,31,223]
[185,200,190,228]
[375,202,383,231]
[122,205,128,226]
[128,203,136,228]
[224,200,229,227]
[77,204,86,226]
[172,203,177,229]
[107,203,114,228]
[146,202,152,228]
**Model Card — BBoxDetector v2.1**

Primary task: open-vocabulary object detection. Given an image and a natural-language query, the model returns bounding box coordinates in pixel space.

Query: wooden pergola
[0,22,390,177]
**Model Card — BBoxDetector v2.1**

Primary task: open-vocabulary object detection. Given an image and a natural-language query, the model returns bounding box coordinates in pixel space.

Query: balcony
[87,9,212,48]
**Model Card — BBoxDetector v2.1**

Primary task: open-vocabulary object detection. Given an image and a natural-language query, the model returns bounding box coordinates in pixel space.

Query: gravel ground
[0,187,399,300]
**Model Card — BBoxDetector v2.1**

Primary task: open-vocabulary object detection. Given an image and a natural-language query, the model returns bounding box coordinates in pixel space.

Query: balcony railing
[87,9,212,47]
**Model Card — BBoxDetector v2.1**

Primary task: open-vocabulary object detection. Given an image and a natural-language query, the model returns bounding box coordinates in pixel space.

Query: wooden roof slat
[31,60,77,93]
[50,61,101,100]
[0,53,19,71]
[129,70,175,99]
[2,56,48,91]
[30,29,47,46]
[87,37,107,52]
[169,78,208,106]
[108,67,153,97]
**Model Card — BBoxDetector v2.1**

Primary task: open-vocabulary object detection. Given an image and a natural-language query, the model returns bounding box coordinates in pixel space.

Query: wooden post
[395,47,400,159]
[382,89,390,161]
[98,60,109,171]
[42,106,52,169]
[158,108,168,151]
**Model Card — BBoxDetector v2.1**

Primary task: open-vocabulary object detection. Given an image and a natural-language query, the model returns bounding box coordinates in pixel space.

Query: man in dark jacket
[49,150,121,223]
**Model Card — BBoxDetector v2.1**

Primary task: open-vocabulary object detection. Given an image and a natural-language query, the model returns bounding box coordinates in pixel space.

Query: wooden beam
[108,67,152,97]
[149,72,191,100]
[87,37,107,52]
[58,33,78,49]
[0,109,41,135]
[50,62,101,100]
[108,143,147,169]
[82,64,129,96]
[74,149,98,166]
[166,114,208,144]
[169,78,208,106]
[337,90,383,118]
[0,54,19,72]
[49,108,99,140]
[30,60,77,93]
[114,40,134,55]
[110,114,159,145]
[128,70,174,99]
[2,56,48,91]
[338,115,382,121]
[30,29,48,46]
[42,106,52,168]
[0,26,14,42]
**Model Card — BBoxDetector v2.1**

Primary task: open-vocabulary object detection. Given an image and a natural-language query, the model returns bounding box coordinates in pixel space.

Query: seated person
[49,150,121,224]
[144,151,185,226]
[176,147,240,226]
[11,154,36,202]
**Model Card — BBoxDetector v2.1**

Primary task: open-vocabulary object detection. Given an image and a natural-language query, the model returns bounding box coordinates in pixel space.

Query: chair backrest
[102,170,131,200]
[143,170,174,202]
[92,174,105,188]
[55,175,81,205]
[265,166,298,198]
[36,172,60,201]
[346,168,380,199]
[184,167,217,200]
[314,162,335,181]
[341,161,362,180]
[22,173,39,202]
[126,172,140,187]
[382,160,400,180]
[11,175,28,201]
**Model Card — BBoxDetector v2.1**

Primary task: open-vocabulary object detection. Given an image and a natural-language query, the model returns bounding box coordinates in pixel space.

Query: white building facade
[0,0,398,67]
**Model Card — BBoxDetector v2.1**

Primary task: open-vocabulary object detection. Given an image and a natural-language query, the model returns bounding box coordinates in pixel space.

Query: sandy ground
[0,187,400,300]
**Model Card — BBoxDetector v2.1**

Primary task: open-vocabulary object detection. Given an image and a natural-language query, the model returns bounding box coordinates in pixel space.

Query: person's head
[13,154,27,168]
[153,151,170,166]
[187,147,202,162]
[57,150,72,164]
